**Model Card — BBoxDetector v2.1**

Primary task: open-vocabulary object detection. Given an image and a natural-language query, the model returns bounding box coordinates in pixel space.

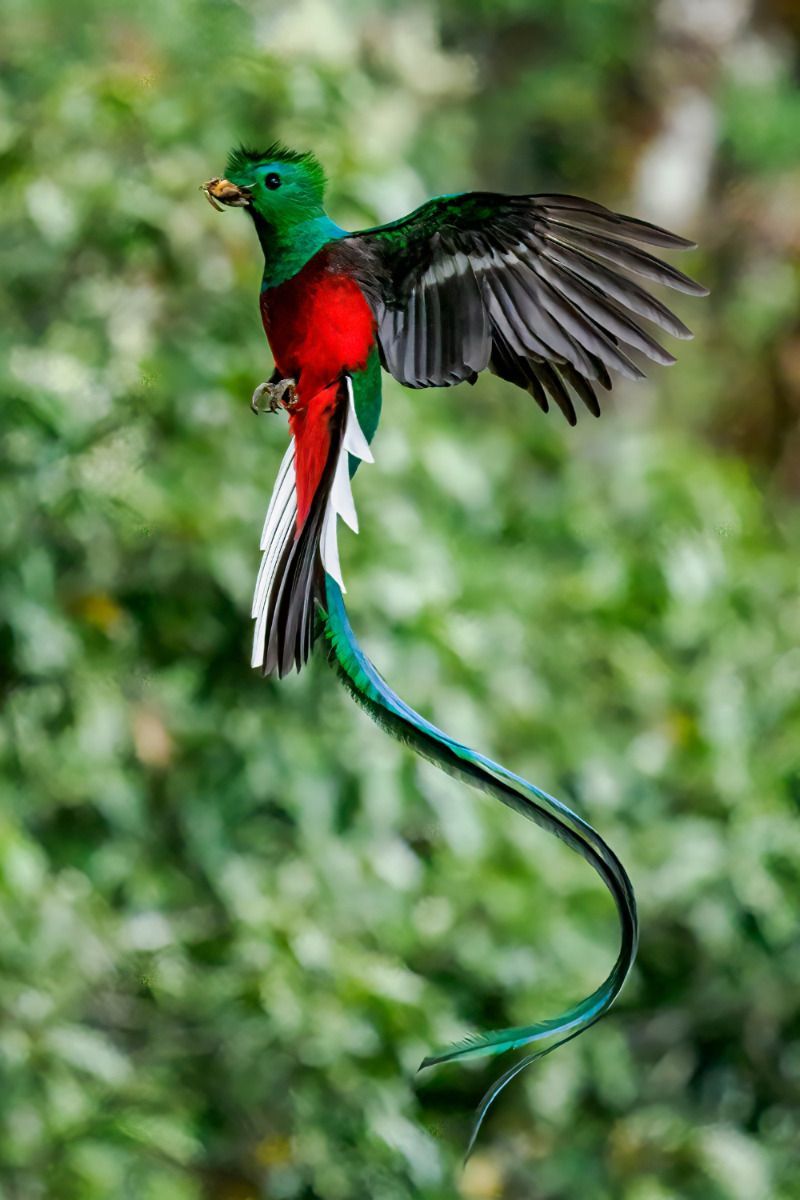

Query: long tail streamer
[319,573,638,1155]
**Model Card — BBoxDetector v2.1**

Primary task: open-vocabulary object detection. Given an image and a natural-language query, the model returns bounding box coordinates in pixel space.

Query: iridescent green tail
[319,574,638,1156]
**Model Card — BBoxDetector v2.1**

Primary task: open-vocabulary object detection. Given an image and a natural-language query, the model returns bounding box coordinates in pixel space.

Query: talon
[251,377,298,415]
[274,377,298,410]
[251,382,270,414]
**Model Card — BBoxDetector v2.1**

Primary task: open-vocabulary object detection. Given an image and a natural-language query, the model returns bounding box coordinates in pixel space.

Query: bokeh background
[2,0,800,1197]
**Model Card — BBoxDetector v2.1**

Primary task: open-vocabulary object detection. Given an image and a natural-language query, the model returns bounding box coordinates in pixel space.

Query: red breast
[260,251,377,406]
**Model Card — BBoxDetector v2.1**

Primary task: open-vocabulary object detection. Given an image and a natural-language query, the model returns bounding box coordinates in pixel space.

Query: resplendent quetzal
[204,143,706,1150]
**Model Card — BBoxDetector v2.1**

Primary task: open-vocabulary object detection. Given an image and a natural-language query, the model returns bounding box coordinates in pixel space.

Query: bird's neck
[252,212,345,290]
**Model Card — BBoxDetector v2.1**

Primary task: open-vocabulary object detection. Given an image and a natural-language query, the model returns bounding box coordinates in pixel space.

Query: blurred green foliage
[2,1,800,1197]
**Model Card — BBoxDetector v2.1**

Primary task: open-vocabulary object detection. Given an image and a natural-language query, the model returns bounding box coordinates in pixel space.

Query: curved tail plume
[319,574,638,1155]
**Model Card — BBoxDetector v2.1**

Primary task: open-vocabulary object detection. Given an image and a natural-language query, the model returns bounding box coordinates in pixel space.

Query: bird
[203,142,706,1152]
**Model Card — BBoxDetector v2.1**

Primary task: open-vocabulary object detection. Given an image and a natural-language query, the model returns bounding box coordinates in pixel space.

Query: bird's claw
[251,377,298,415]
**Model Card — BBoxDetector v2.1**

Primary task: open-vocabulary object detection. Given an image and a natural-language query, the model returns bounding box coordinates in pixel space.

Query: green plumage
[226,141,327,203]
[225,142,342,289]
[319,575,637,1157]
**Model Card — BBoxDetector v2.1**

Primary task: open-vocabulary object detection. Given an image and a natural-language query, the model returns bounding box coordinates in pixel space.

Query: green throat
[252,212,346,290]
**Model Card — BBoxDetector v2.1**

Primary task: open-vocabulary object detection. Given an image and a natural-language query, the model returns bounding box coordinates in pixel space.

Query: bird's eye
[264,172,281,190]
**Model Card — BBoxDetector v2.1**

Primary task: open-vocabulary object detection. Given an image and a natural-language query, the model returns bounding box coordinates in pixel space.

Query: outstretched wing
[251,376,373,677]
[338,192,707,424]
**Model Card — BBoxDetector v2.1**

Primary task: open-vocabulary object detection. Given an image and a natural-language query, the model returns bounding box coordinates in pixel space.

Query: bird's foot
[251,377,298,415]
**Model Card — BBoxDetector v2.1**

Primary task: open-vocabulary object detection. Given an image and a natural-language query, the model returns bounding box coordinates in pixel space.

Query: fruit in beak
[200,178,251,211]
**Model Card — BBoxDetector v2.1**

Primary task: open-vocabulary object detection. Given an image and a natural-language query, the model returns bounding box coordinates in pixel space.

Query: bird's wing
[251,375,373,677]
[339,191,707,424]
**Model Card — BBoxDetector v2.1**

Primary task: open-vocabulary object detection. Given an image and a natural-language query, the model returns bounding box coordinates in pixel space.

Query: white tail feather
[260,440,296,550]
[250,375,374,670]
[343,375,374,463]
[330,444,358,533]
[319,375,373,583]
[320,506,345,590]
[251,439,298,668]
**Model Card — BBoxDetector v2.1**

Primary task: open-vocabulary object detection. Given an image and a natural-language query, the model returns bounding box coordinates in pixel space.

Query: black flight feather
[333,190,707,424]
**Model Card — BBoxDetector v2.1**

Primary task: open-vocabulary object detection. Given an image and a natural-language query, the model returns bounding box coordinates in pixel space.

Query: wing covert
[339,191,707,424]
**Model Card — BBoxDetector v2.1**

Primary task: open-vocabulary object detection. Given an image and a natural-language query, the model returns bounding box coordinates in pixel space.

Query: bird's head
[202,142,327,231]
